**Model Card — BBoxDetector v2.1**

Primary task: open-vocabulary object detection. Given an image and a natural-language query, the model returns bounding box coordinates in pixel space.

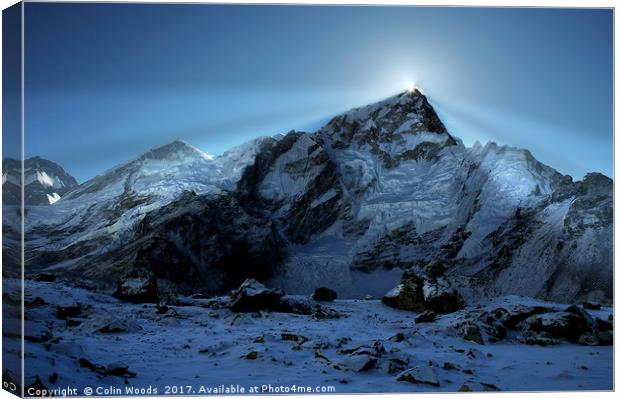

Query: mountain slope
[19,90,613,303]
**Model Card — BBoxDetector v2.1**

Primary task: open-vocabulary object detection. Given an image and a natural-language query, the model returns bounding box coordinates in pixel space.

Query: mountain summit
[16,91,612,304]
[2,156,78,205]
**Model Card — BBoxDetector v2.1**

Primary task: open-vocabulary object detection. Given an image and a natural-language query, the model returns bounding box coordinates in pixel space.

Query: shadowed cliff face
[15,90,613,303]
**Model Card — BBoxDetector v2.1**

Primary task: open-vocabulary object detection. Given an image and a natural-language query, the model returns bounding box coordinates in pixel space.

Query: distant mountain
[17,89,613,304]
[2,157,78,205]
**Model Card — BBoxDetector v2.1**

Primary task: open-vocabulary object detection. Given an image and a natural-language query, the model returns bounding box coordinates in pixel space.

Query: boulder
[56,302,81,319]
[114,269,158,303]
[382,265,464,314]
[229,279,284,312]
[396,366,440,387]
[337,342,384,372]
[596,317,613,332]
[312,287,337,302]
[520,310,596,343]
[415,310,438,323]
[382,270,425,311]
[339,354,377,372]
[422,278,463,313]
[497,305,551,329]
[460,323,484,345]
[384,355,411,374]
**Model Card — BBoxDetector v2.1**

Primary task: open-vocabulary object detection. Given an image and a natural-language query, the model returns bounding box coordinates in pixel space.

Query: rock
[339,341,385,356]
[596,317,613,332]
[384,355,410,374]
[339,354,377,372]
[78,358,101,372]
[312,305,341,320]
[155,304,169,314]
[114,269,159,304]
[415,310,438,323]
[596,330,613,346]
[423,259,448,278]
[105,362,136,378]
[582,302,601,310]
[495,305,551,329]
[396,366,440,387]
[521,310,596,343]
[98,320,129,334]
[281,333,308,344]
[383,268,463,314]
[312,287,337,302]
[390,332,407,342]
[466,348,483,359]
[80,314,140,335]
[577,332,599,346]
[458,380,499,392]
[521,332,560,346]
[338,341,385,372]
[278,295,313,315]
[32,273,56,282]
[476,313,507,342]
[422,278,464,313]
[314,349,331,363]
[56,302,81,319]
[66,318,81,327]
[564,305,598,331]
[382,270,425,311]
[442,362,458,370]
[229,279,284,312]
[460,323,484,345]
[244,351,258,360]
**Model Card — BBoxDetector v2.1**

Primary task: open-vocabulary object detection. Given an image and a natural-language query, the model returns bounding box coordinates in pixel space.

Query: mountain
[17,89,613,304]
[2,156,78,205]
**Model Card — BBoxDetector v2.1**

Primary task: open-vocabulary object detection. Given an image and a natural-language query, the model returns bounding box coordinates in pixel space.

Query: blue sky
[9,4,614,182]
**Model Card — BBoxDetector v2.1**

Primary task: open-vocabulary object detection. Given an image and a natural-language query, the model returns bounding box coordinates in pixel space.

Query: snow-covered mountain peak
[139,139,214,162]
[16,91,612,305]
[2,156,78,205]
[317,90,458,165]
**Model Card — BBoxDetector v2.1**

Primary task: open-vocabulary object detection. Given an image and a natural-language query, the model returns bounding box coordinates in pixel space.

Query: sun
[406,82,417,92]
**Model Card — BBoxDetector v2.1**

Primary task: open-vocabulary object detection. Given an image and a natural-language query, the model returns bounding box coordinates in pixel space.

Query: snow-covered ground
[4,279,612,395]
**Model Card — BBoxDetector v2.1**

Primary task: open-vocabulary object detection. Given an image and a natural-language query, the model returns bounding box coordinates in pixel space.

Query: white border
[0,2,616,399]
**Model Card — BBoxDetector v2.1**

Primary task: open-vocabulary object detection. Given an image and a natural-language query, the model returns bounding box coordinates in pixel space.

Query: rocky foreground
[3,277,613,394]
